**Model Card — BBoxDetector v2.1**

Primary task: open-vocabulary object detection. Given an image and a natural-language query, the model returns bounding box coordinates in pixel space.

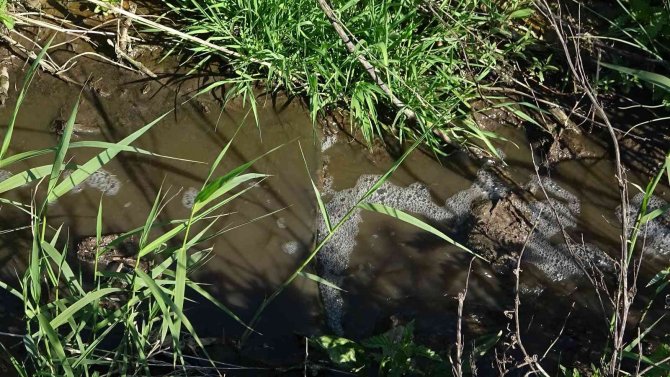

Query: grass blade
[0,36,54,160]
[46,97,80,199]
[49,288,120,330]
[36,312,74,377]
[299,142,331,232]
[358,202,484,260]
[47,111,170,203]
[298,271,346,291]
[601,62,670,92]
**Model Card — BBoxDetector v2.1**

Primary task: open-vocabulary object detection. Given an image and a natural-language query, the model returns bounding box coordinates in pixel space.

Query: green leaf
[299,142,331,232]
[193,172,267,213]
[0,36,54,160]
[508,9,534,19]
[36,313,74,377]
[313,335,361,365]
[601,62,670,92]
[358,202,484,260]
[298,271,346,291]
[47,110,170,203]
[0,164,74,194]
[47,98,80,198]
[41,241,84,296]
[0,141,200,169]
[49,288,120,329]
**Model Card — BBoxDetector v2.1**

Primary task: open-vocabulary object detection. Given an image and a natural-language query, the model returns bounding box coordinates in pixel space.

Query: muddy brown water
[0,33,669,371]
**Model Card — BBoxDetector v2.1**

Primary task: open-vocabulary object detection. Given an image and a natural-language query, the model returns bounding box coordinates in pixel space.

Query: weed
[0,40,266,375]
[156,0,535,157]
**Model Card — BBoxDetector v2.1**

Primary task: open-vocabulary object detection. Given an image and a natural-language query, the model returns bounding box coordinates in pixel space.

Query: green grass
[0,42,270,375]
[136,0,538,157]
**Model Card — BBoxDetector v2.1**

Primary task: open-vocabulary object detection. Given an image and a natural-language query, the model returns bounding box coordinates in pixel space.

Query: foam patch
[0,170,11,182]
[181,187,199,209]
[66,169,121,196]
[281,240,300,255]
[317,170,509,334]
[85,170,121,196]
[618,193,670,256]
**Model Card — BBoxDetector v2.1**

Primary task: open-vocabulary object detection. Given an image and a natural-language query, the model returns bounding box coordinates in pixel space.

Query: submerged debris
[50,118,101,136]
[76,234,149,273]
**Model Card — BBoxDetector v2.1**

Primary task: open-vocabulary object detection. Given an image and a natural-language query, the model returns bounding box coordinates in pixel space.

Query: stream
[0,28,669,370]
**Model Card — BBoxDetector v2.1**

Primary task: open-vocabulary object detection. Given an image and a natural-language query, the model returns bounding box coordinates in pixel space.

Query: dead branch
[0,33,81,86]
[452,257,475,377]
[535,2,632,374]
[512,209,550,377]
[116,1,135,57]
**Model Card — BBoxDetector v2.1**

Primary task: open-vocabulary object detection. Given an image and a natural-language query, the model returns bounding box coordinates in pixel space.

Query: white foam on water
[181,187,199,209]
[0,170,11,182]
[321,133,337,152]
[317,170,509,334]
[63,169,120,196]
[85,169,121,196]
[618,193,670,256]
[276,217,287,229]
[281,240,300,255]
[521,176,615,282]
[316,170,610,333]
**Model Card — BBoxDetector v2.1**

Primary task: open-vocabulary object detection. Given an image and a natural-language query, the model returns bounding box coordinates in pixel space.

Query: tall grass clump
[152,0,536,157]
[0,41,266,375]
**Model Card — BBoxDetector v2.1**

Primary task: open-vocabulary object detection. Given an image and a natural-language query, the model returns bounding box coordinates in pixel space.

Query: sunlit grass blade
[358,202,484,260]
[299,142,331,232]
[0,141,202,169]
[193,172,267,213]
[134,270,180,348]
[36,312,74,377]
[298,271,346,292]
[0,164,75,194]
[0,36,54,161]
[28,215,41,304]
[601,62,670,92]
[41,241,84,296]
[49,288,120,330]
[47,110,170,203]
[46,96,80,201]
[193,142,284,213]
[139,185,163,249]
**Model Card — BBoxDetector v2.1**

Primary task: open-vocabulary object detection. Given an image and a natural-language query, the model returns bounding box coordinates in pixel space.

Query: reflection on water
[0,45,668,364]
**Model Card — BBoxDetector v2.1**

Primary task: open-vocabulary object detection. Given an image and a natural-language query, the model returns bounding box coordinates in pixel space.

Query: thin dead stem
[452,257,475,377]
[512,208,549,377]
[535,1,633,374]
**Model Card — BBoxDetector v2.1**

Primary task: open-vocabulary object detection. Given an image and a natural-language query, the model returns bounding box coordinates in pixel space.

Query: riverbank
[0,0,668,375]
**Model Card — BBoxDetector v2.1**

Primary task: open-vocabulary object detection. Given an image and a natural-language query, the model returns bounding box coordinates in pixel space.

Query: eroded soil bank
[0,4,669,374]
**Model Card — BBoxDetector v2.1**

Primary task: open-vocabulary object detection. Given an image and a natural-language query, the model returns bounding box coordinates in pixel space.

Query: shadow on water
[0,17,668,373]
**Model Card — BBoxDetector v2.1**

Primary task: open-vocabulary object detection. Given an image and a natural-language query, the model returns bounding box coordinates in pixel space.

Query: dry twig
[535,2,634,374]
